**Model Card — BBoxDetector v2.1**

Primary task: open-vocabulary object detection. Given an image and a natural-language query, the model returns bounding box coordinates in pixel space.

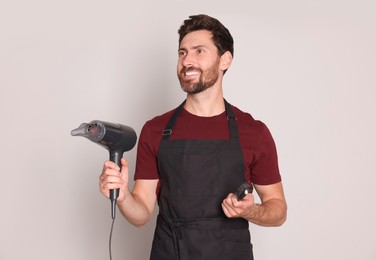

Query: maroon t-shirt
[134,104,281,190]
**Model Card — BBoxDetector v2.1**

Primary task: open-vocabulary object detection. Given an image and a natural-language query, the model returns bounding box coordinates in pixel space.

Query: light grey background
[1,0,375,259]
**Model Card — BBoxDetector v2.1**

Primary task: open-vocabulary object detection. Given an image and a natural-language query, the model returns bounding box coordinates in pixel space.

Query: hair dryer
[71,120,137,219]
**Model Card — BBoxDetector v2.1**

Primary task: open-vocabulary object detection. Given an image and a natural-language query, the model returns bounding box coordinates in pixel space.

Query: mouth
[181,68,201,80]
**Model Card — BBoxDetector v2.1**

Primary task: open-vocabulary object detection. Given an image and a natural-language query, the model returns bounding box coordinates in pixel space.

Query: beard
[178,59,220,94]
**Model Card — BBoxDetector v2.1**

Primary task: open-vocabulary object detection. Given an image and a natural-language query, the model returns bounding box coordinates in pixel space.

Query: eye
[196,48,204,54]
[178,50,186,57]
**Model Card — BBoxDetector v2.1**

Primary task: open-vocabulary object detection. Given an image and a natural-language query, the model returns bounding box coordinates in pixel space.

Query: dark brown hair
[178,14,234,58]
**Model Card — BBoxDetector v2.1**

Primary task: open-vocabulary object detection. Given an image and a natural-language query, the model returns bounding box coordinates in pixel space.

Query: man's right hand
[99,158,129,203]
[99,158,158,227]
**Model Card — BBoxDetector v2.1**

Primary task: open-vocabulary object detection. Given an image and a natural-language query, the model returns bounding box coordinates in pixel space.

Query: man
[99,14,287,260]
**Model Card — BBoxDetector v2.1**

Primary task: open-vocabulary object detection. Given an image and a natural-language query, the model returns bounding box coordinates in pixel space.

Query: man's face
[177,30,221,94]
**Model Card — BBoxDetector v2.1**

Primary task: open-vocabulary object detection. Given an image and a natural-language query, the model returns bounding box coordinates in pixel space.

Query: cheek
[177,61,184,72]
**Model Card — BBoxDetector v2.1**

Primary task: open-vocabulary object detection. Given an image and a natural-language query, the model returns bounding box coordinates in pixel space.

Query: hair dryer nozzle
[71,122,106,142]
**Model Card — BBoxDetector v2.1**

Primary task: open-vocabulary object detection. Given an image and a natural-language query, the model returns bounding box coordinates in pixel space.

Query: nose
[181,52,194,68]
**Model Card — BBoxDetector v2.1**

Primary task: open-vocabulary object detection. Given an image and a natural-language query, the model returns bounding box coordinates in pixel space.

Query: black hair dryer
[71,120,137,219]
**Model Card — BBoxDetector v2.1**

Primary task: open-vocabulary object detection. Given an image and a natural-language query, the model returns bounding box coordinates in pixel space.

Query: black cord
[109,217,115,260]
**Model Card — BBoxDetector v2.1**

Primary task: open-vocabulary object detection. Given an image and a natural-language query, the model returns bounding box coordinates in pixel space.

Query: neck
[184,84,225,117]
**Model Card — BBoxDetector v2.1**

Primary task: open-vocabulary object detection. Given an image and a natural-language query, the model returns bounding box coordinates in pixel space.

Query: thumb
[120,158,129,179]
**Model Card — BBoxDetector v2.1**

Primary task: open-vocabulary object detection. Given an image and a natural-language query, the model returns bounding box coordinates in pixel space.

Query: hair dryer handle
[109,151,122,219]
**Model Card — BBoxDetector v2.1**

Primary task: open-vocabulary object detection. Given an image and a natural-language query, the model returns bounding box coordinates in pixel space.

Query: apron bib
[150,100,253,260]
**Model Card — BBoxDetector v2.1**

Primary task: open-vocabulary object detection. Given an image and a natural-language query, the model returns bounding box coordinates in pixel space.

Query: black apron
[150,100,253,260]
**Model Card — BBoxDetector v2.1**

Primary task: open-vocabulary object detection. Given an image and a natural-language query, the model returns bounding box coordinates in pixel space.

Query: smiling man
[99,14,287,260]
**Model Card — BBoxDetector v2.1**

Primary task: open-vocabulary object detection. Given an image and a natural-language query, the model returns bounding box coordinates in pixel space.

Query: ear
[220,51,233,71]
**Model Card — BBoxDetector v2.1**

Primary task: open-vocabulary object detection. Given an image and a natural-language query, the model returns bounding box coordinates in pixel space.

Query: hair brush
[234,182,253,201]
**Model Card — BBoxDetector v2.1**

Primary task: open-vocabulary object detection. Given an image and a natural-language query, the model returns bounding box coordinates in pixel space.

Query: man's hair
[178,14,234,58]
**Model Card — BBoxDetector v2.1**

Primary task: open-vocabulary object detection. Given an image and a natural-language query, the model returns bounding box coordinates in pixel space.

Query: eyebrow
[178,45,208,52]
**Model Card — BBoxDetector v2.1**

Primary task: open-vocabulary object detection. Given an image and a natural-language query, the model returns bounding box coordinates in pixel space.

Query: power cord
[109,218,115,260]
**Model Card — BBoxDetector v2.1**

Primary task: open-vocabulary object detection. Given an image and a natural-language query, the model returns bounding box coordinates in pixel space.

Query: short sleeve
[250,122,282,185]
[134,121,160,180]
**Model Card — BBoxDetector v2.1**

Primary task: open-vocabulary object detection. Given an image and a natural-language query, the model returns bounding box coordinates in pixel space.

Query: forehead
[179,30,215,49]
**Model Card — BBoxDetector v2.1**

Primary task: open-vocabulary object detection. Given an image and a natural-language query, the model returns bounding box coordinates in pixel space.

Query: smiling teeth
[185,71,198,76]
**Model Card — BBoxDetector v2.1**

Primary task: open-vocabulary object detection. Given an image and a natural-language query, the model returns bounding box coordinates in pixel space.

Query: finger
[231,196,239,207]
[102,167,122,178]
[222,201,231,216]
[120,159,129,174]
[100,174,124,191]
[224,196,236,207]
[121,158,128,167]
[103,160,121,171]
[222,202,237,218]
[222,199,236,216]
[222,203,231,217]
[226,196,244,215]
[104,182,123,190]
[99,182,110,198]
[99,173,123,190]
[100,180,123,193]
[104,175,123,184]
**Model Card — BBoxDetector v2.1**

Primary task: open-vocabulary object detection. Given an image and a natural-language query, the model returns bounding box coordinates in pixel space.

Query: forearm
[117,190,154,227]
[245,198,287,227]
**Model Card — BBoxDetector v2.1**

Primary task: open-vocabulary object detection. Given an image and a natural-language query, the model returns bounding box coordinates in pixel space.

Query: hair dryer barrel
[97,121,137,154]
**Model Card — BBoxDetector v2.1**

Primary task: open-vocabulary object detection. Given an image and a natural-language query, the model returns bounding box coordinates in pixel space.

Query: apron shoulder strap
[162,100,186,140]
[162,99,239,140]
[224,99,240,140]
